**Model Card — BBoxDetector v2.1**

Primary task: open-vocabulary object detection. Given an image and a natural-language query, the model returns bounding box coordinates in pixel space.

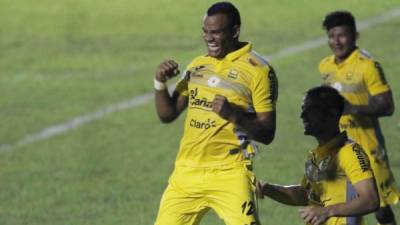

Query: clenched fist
[155,60,181,82]
[212,95,236,121]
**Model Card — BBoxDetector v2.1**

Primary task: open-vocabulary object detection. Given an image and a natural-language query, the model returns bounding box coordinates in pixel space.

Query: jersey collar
[225,42,252,62]
[312,131,348,157]
[332,48,360,67]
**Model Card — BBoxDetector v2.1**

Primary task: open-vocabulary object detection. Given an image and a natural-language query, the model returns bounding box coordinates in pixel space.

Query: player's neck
[315,129,341,146]
[334,46,357,64]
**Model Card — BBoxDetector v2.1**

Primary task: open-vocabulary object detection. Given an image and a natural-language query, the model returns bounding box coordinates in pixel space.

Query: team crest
[345,72,353,80]
[228,69,238,79]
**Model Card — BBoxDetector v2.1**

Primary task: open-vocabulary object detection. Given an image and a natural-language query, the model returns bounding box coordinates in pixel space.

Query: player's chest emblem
[305,155,335,182]
[207,75,221,87]
[228,69,238,79]
[345,72,353,81]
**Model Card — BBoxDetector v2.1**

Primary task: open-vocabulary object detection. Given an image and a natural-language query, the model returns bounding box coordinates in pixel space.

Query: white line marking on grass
[0,93,153,152]
[2,8,400,152]
[266,8,400,60]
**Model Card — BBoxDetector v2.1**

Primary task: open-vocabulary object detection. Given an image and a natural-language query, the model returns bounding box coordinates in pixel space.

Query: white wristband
[154,78,167,91]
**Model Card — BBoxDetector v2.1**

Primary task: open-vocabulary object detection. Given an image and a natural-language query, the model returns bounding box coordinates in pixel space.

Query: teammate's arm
[298,178,379,225]
[155,60,188,123]
[212,95,275,145]
[256,180,308,206]
[344,90,394,117]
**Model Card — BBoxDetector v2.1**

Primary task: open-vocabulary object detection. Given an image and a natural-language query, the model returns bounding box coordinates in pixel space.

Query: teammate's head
[203,2,241,58]
[301,86,344,137]
[322,11,358,63]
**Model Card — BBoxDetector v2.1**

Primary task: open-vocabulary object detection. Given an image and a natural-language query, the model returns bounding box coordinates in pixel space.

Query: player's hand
[298,206,329,225]
[155,60,180,82]
[212,95,235,121]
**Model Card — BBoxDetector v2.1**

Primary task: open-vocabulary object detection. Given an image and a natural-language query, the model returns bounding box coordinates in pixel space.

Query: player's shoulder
[247,50,272,69]
[188,54,210,67]
[244,50,276,79]
[356,48,378,65]
[319,55,333,66]
[338,139,371,173]
[318,55,335,72]
[339,140,368,161]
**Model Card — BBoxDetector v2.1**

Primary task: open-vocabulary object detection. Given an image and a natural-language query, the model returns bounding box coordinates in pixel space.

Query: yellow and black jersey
[319,48,399,206]
[301,132,373,225]
[319,48,389,152]
[174,42,277,167]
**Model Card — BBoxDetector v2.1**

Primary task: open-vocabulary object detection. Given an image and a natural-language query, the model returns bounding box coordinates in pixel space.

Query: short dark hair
[207,1,241,28]
[305,86,345,117]
[322,10,356,33]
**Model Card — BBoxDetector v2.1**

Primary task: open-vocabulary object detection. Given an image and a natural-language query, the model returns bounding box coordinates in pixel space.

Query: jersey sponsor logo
[189,118,216,129]
[352,144,369,172]
[189,88,213,110]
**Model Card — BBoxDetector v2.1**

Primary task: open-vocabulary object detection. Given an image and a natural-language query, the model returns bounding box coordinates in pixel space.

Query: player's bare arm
[212,94,275,145]
[256,180,308,206]
[298,178,379,225]
[155,60,188,123]
[344,90,394,117]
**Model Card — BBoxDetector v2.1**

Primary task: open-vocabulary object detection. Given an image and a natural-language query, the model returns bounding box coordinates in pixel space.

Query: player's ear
[233,25,240,39]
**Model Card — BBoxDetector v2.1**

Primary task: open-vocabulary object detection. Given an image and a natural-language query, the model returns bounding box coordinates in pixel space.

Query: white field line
[1,8,400,152]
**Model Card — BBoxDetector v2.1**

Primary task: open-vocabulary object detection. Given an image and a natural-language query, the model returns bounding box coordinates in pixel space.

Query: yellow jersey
[319,48,399,205]
[174,43,277,167]
[301,132,373,225]
[319,48,389,153]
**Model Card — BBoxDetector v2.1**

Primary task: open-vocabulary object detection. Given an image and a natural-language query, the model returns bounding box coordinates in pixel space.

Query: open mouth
[207,43,220,52]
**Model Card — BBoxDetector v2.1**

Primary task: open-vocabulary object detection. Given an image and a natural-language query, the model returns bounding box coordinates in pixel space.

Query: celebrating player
[153,2,278,225]
[258,86,379,225]
[319,11,398,225]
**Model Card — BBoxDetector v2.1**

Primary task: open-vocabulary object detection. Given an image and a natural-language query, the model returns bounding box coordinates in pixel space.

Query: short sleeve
[338,143,373,185]
[364,61,390,96]
[251,65,278,112]
[174,70,189,96]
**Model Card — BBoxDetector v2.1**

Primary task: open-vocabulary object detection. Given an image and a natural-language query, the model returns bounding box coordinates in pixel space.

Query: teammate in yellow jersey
[319,11,398,225]
[257,86,379,225]
[153,2,277,225]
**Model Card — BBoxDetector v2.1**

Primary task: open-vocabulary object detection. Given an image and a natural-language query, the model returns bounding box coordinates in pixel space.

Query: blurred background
[0,0,399,224]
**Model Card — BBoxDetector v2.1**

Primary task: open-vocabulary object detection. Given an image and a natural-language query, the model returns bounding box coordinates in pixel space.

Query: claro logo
[190,118,216,130]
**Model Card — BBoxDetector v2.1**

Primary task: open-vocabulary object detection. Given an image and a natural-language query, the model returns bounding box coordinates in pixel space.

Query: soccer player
[153,2,277,225]
[257,86,379,225]
[319,11,398,225]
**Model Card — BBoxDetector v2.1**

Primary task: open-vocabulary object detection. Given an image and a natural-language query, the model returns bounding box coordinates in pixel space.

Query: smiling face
[202,13,239,59]
[327,25,357,63]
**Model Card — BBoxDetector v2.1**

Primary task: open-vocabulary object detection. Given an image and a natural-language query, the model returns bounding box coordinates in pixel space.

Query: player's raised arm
[154,60,188,123]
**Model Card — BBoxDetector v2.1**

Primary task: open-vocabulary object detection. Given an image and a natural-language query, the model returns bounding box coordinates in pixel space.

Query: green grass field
[0,0,399,224]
